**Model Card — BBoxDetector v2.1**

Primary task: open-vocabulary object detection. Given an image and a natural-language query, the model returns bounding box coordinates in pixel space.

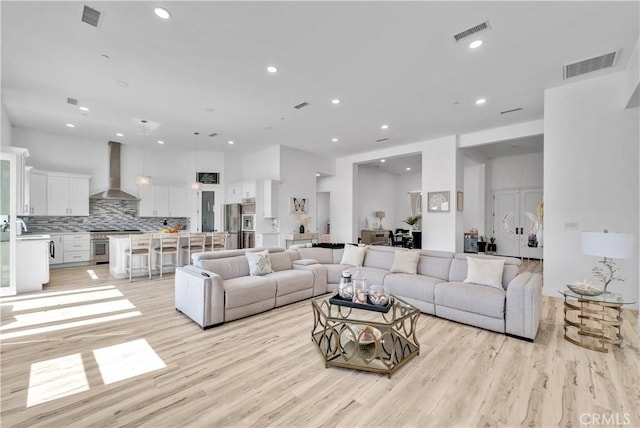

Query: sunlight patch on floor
[93,338,166,385]
[1,289,124,312]
[86,269,99,280]
[0,311,141,340]
[1,300,136,331]
[27,353,89,407]
[0,285,117,303]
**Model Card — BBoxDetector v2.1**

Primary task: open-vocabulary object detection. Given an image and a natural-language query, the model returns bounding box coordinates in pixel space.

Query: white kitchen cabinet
[241,180,256,200]
[62,233,90,264]
[227,182,242,204]
[17,237,50,293]
[168,186,186,217]
[138,185,172,217]
[46,172,90,216]
[29,169,48,216]
[49,234,64,265]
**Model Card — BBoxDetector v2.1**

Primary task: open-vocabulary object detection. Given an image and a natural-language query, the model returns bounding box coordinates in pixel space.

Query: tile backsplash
[20,200,189,233]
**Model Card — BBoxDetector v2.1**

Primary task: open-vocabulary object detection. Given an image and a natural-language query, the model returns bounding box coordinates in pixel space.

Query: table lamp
[581,230,633,292]
[375,211,385,230]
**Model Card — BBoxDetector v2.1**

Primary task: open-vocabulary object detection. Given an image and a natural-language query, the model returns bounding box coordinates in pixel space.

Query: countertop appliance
[90,229,141,264]
[16,234,50,293]
[224,204,241,249]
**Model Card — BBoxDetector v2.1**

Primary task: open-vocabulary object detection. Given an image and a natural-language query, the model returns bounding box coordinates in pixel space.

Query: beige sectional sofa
[174,245,542,341]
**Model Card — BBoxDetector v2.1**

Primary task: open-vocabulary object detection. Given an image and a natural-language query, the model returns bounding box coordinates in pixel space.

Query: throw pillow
[340,244,367,267]
[246,249,273,276]
[390,250,420,274]
[464,256,505,289]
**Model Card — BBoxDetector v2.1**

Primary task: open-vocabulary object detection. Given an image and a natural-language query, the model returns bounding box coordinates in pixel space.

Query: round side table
[559,289,635,353]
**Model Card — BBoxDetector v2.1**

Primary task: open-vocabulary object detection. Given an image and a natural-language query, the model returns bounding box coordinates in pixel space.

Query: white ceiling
[2,2,638,159]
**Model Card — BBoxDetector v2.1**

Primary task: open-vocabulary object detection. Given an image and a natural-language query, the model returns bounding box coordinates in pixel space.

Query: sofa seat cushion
[384,274,444,304]
[435,282,506,319]
[267,270,314,296]
[223,276,277,309]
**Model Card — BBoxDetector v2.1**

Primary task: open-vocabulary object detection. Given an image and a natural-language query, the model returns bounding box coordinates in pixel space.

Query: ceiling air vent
[500,107,523,115]
[208,133,218,138]
[564,51,617,80]
[81,5,103,28]
[376,138,389,143]
[453,21,490,42]
[293,102,310,110]
[67,97,78,105]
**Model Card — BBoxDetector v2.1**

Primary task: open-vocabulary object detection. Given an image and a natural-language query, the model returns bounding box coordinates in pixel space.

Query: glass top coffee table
[311,293,420,378]
[559,289,636,353]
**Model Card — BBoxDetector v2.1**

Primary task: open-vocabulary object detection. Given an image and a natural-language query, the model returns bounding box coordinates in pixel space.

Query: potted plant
[403,215,421,232]
[487,236,497,254]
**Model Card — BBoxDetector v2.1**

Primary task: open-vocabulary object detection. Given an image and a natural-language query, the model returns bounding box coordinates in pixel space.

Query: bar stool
[181,233,206,266]
[124,234,152,282]
[153,233,180,277]
[211,231,228,251]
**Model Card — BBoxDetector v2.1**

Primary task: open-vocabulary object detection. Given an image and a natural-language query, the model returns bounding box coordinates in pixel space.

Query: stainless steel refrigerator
[224,204,242,249]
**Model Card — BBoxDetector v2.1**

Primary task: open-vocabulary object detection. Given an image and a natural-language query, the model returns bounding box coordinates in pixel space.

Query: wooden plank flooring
[1,264,638,428]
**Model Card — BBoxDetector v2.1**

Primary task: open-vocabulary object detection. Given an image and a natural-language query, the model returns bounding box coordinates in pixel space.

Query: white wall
[357,166,397,232]
[1,104,12,148]
[242,145,280,180]
[463,163,486,238]
[545,71,639,309]
[316,191,330,234]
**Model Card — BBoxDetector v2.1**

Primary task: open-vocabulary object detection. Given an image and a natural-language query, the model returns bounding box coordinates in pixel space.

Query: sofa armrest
[505,272,543,340]
[293,258,320,266]
[293,262,328,296]
[175,266,225,328]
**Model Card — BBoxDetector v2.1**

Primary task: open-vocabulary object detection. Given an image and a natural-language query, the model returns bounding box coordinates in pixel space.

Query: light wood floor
[1,264,638,428]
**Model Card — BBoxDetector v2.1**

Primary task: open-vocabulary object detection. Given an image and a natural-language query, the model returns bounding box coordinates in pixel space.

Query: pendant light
[189,132,203,191]
[135,119,152,186]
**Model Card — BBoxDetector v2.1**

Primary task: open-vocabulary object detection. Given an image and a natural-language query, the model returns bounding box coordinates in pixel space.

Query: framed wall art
[427,191,450,212]
[290,197,308,214]
[457,191,464,212]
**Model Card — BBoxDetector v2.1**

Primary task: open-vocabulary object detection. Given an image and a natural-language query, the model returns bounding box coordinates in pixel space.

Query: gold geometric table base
[562,297,624,353]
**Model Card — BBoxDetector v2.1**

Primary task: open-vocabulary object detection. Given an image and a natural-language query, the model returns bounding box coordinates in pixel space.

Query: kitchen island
[109,233,189,279]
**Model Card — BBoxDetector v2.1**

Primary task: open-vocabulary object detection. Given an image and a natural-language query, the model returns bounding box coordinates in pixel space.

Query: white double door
[493,188,543,258]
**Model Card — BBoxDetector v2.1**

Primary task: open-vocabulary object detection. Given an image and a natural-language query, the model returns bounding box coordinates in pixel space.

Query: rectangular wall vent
[500,107,523,115]
[81,5,102,28]
[293,102,310,110]
[376,138,389,143]
[208,133,218,138]
[67,97,78,105]
[564,51,617,80]
[453,21,490,42]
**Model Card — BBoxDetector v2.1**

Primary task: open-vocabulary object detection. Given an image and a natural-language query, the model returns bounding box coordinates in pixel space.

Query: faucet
[16,218,27,236]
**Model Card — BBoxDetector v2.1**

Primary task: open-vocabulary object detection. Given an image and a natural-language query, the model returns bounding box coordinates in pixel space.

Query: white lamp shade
[581,231,633,259]
[189,181,203,191]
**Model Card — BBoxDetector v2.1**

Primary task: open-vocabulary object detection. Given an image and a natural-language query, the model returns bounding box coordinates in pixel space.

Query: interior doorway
[201,191,215,232]
[316,191,330,242]
[493,188,543,259]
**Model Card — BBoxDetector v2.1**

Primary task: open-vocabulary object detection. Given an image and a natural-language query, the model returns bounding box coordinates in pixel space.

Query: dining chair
[211,231,228,251]
[124,233,152,282]
[181,233,207,266]
[153,233,180,277]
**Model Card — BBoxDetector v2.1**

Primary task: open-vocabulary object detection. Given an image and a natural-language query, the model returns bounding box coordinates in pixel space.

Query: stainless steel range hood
[90,141,139,201]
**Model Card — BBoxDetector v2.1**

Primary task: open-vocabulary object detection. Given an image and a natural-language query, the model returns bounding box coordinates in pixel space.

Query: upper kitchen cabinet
[28,169,47,216]
[168,186,187,217]
[241,180,256,200]
[227,182,242,204]
[139,185,168,217]
[45,172,90,216]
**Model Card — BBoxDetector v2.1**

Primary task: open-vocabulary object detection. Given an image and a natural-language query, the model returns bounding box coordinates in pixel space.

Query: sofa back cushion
[270,251,294,272]
[362,246,396,270]
[341,244,368,267]
[417,251,454,280]
[296,247,334,264]
[198,255,250,279]
[448,253,520,289]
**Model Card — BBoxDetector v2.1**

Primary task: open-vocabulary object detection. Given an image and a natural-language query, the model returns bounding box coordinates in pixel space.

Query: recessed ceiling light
[332,138,338,142]
[316,173,321,177]
[381,124,389,130]
[65,123,75,128]
[116,133,124,137]
[157,140,164,145]
[228,140,235,145]
[476,98,486,105]
[406,167,411,171]
[331,99,340,105]
[469,40,483,49]
[380,159,386,163]
[267,66,278,73]
[154,7,171,19]
[79,106,89,112]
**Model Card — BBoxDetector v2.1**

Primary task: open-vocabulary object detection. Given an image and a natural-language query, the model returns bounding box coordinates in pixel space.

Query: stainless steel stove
[90,229,142,264]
